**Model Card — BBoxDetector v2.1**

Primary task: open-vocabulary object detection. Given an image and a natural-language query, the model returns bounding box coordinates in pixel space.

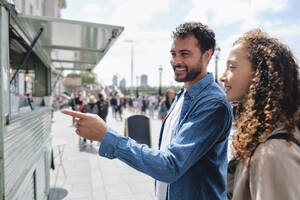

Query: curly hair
[172,22,216,54]
[232,29,300,161]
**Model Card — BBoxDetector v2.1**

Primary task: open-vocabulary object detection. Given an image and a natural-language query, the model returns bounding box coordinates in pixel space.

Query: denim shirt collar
[184,73,214,99]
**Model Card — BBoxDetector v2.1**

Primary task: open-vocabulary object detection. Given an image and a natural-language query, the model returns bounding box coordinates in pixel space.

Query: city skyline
[61,0,300,87]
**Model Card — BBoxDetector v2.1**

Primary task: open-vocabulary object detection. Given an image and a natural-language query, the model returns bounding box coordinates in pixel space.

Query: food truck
[0,1,124,199]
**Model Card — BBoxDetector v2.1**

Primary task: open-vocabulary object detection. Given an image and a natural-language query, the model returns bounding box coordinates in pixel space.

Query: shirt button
[191,96,194,99]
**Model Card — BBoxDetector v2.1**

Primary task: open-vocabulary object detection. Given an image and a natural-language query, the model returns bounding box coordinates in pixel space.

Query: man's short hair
[172,22,216,54]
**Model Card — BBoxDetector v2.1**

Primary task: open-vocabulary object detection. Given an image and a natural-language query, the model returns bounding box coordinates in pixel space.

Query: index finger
[61,109,88,119]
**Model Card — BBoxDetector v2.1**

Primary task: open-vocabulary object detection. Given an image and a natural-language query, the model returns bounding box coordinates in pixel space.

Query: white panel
[0,5,10,200]
[4,108,52,200]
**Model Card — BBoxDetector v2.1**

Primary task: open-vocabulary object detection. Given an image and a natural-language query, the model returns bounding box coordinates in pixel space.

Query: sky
[61,0,300,87]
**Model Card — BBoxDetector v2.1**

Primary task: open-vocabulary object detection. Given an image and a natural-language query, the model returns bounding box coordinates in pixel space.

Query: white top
[156,90,185,200]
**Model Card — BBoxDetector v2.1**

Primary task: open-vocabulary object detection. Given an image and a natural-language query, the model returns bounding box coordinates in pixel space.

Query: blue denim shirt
[99,73,232,200]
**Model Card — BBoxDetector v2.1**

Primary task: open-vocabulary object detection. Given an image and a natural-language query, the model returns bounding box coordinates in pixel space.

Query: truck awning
[16,14,124,71]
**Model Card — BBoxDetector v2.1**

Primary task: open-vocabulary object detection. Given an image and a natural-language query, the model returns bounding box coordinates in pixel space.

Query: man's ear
[203,49,213,66]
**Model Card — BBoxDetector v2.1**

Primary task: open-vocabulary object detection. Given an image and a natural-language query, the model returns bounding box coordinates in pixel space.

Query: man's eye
[181,53,188,57]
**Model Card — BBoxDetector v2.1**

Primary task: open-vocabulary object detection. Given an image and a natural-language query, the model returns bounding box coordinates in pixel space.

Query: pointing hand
[61,109,108,142]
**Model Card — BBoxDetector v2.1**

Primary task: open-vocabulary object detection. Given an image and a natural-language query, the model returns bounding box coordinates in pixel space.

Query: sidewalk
[49,108,162,200]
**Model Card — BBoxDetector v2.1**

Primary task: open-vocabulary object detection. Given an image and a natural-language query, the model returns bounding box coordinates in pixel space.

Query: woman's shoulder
[251,134,300,165]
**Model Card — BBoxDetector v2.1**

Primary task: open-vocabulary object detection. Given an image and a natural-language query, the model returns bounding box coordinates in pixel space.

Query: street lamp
[158,65,163,96]
[214,46,221,83]
[124,40,134,96]
[136,75,139,98]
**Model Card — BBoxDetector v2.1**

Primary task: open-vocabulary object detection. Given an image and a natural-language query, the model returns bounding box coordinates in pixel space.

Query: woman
[158,89,175,121]
[220,29,300,200]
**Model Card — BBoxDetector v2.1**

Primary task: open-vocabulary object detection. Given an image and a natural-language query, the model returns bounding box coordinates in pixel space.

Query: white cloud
[250,0,289,12]
[184,6,208,24]
[187,0,290,26]
[268,24,300,38]
[106,0,172,34]
[81,4,110,14]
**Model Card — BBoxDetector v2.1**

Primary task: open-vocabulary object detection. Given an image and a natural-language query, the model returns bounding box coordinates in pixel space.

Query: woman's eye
[228,64,236,69]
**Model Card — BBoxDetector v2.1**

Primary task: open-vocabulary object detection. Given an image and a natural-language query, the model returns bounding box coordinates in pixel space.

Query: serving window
[9,25,51,116]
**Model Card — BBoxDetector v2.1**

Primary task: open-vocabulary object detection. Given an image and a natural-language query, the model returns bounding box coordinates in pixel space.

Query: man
[62,22,232,200]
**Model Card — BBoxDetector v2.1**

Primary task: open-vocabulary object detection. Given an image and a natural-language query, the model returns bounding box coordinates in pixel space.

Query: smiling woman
[221,43,253,103]
[222,29,300,200]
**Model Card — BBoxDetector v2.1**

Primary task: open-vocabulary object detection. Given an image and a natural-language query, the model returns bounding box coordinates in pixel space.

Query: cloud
[81,4,110,14]
[250,0,289,12]
[106,0,172,34]
[268,24,300,38]
[187,0,289,26]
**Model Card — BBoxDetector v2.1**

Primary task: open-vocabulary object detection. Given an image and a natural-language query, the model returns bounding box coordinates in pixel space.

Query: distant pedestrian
[148,95,157,119]
[110,94,117,119]
[96,93,109,122]
[158,89,175,121]
[141,96,148,115]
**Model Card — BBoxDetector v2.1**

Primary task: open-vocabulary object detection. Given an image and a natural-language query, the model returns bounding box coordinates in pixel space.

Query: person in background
[96,93,109,122]
[148,95,157,119]
[221,29,300,200]
[110,93,117,119]
[62,22,232,200]
[158,89,175,121]
[141,96,148,115]
[115,94,123,120]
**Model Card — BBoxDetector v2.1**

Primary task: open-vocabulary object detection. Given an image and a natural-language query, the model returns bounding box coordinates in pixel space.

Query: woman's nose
[219,72,226,83]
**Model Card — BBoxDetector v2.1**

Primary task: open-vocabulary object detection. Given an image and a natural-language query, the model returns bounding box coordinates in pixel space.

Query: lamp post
[136,75,139,98]
[158,65,163,96]
[214,46,221,83]
[124,40,134,96]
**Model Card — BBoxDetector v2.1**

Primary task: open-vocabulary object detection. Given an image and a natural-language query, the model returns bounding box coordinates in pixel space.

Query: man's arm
[95,101,232,183]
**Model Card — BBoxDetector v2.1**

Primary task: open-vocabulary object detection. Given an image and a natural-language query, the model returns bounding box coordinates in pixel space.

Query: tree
[79,71,98,85]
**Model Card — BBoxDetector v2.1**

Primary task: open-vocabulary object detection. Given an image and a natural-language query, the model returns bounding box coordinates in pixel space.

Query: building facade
[140,74,148,87]
[14,0,66,17]
[112,74,118,87]
[119,78,126,88]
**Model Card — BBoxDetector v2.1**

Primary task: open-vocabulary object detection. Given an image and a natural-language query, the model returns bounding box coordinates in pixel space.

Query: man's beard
[173,60,203,82]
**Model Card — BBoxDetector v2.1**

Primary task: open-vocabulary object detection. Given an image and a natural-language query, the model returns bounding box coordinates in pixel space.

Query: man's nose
[171,56,184,66]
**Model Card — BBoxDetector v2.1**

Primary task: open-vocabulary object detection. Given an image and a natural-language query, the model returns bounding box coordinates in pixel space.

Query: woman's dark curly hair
[232,29,300,161]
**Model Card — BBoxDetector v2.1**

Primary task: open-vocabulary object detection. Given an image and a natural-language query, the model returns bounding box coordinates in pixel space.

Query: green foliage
[79,71,98,84]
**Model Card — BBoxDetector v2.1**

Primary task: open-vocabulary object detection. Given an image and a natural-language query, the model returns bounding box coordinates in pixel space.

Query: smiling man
[62,22,232,200]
